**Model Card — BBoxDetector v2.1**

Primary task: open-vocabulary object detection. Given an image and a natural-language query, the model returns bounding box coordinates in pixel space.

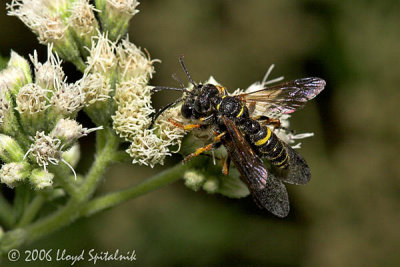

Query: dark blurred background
[1,0,400,266]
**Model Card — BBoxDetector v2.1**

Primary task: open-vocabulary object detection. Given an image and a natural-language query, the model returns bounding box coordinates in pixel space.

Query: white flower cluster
[0,47,100,189]
[7,0,140,68]
[109,38,184,167]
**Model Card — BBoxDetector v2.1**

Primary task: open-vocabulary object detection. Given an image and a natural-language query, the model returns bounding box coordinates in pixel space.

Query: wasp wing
[221,116,289,217]
[276,143,311,185]
[238,77,325,116]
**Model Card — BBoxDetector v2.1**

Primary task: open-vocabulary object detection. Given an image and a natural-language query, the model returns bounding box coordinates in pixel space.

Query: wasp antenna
[179,55,197,88]
[151,86,188,94]
[148,97,184,129]
[172,73,185,88]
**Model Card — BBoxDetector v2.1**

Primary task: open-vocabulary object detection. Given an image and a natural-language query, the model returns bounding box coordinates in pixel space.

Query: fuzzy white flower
[116,37,159,81]
[25,131,78,179]
[26,131,62,171]
[0,162,30,188]
[0,67,27,94]
[127,129,170,167]
[183,170,205,191]
[79,72,112,106]
[16,83,50,114]
[154,105,185,152]
[51,118,103,146]
[273,115,314,149]
[106,0,140,15]
[51,82,85,116]
[7,0,69,44]
[112,78,153,139]
[30,168,54,189]
[69,0,99,37]
[0,51,32,95]
[30,45,64,90]
[85,31,117,74]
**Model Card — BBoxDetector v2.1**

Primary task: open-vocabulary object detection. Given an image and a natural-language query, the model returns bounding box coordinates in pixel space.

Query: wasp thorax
[219,97,241,117]
[244,119,261,134]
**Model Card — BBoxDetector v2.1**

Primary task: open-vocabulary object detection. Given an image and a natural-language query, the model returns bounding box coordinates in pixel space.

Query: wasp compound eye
[181,101,194,118]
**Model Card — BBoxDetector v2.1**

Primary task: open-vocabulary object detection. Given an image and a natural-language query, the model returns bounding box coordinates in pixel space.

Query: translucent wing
[276,143,311,185]
[221,116,289,217]
[238,77,326,116]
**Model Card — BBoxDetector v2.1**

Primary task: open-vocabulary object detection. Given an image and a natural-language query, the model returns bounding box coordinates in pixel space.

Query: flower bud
[7,0,85,71]
[183,170,205,192]
[126,129,170,167]
[86,31,117,75]
[16,83,50,134]
[0,90,19,136]
[0,162,30,188]
[95,0,140,41]
[0,52,32,96]
[202,177,219,194]
[0,134,24,163]
[8,51,32,84]
[50,82,84,119]
[30,168,54,190]
[30,45,65,91]
[62,143,80,168]
[80,72,112,106]
[27,131,62,170]
[116,38,159,82]
[51,119,102,147]
[69,0,99,56]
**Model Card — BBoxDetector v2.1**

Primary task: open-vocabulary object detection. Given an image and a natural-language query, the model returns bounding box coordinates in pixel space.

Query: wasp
[151,56,325,217]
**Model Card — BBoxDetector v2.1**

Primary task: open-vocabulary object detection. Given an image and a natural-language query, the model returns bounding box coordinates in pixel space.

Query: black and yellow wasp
[151,56,325,217]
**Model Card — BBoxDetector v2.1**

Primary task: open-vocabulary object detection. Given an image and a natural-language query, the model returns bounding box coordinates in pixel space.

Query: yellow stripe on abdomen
[255,127,271,146]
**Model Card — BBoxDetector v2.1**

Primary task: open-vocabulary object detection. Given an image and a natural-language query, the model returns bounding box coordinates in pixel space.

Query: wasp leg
[199,114,214,123]
[222,156,231,175]
[216,85,228,95]
[255,116,282,129]
[168,118,202,131]
[183,132,225,163]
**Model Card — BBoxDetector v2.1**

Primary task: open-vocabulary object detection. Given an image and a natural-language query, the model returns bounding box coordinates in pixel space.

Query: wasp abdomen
[249,124,289,169]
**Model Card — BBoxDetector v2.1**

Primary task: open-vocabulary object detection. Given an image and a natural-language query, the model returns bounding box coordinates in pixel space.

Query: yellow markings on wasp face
[236,106,244,118]
[255,127,271,146]
[222,95,227,99]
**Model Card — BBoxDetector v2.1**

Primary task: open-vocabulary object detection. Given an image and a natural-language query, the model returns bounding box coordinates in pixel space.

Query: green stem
[13,185,30,223]
[0,129,119,253]
[0,193,15,229]
[16,195,45,228]
[49,165,80,198]
[80,158,202,218]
